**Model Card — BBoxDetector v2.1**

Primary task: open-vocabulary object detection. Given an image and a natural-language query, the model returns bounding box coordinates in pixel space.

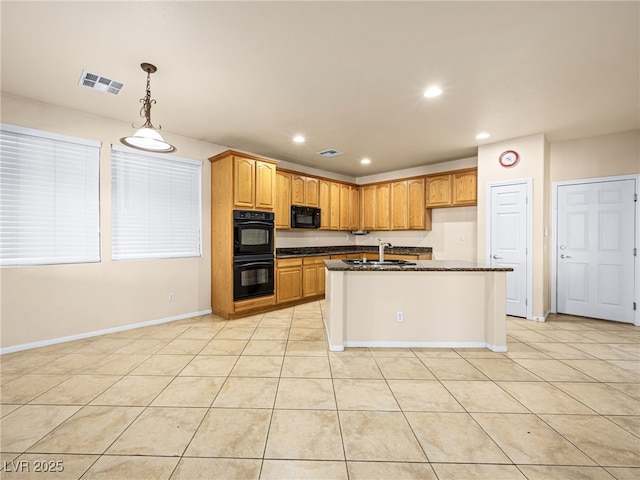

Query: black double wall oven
[233,210,275,301]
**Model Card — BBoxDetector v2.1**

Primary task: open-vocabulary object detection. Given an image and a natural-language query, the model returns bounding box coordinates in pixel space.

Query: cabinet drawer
[276,257,302,268]
[303,255,330,265]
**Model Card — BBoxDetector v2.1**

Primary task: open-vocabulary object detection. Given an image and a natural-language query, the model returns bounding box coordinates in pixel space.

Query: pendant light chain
[138,68,158,130]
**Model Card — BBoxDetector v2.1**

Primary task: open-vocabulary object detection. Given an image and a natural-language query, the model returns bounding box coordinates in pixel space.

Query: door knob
[560,254,572,259]
[492,255,503,259]
[559,245,566,250]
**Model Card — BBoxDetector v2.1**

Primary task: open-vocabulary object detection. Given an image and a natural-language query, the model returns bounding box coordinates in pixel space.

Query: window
[0,123,101,266]
[111,146,201,260]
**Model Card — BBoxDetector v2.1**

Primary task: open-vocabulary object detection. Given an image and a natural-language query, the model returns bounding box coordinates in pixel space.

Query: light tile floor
[1,301,639,479]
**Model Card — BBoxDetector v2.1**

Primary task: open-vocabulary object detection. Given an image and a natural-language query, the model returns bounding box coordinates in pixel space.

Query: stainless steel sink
[342,259,416,267]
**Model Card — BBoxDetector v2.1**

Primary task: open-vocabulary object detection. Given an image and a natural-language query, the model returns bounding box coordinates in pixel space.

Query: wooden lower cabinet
[277,256,329,304]
[276,258,302,304]
[303,255,329,297]
[234,295,276,314]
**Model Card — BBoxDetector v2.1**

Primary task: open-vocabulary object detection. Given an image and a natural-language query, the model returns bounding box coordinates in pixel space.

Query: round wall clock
[499,150,519,167]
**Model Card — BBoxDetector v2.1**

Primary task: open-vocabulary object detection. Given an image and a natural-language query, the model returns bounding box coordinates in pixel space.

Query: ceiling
[2,1,638,177]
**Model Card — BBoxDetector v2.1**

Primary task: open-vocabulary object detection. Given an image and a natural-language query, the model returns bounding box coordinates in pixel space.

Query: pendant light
[120,62,176,153]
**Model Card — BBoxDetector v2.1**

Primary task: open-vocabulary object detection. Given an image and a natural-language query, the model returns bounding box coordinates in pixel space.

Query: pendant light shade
[120,63,176,153]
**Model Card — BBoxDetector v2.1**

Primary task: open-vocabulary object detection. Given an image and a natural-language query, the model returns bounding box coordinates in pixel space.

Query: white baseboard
[342,340,504,351]
[0,309,213,355]
[531,310,551,322]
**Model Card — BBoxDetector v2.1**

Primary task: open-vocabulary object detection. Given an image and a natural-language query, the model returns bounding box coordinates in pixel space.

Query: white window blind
[0,123,101,267]
[111,146,201,260]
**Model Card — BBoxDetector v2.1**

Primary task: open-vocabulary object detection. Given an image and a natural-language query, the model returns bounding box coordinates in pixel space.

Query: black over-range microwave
[290,205,321,228]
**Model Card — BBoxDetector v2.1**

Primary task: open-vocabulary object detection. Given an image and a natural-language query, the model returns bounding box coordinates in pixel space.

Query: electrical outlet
[396,311,404,322]
[458,234,465,241]
[168,293,174,302]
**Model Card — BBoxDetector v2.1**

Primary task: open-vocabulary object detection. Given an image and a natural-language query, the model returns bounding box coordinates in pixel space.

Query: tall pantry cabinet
[209,150,277,319]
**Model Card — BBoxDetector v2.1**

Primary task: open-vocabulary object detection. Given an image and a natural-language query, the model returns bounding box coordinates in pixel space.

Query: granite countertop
[276,245,432,258]
[324,259,514,272]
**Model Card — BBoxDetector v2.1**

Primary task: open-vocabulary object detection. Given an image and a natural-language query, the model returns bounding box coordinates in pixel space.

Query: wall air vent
[78,70,124,95]
[316,149,344,158]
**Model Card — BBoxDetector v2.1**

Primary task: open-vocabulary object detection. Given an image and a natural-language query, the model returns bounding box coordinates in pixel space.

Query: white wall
[478,134,549,319]
[550,130,639,182]
[0,94,225,350]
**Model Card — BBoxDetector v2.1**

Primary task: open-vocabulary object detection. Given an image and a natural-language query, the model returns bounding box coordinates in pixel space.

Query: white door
[490,183,529,317]
[557,179,636,323]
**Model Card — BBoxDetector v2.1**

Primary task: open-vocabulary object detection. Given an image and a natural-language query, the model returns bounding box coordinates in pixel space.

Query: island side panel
[341,271,507,350]
[483,270,508,352]
[324,268,345,351]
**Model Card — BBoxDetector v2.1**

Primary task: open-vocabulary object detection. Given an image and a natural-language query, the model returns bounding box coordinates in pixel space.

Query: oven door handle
[236,261,272,268]
[236,220,273,227]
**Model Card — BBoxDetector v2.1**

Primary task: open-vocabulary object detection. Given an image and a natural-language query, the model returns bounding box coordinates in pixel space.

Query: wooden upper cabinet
[426,174,452,207]
[233,156,256,208]
[391,181,408,230]
[232,155,276,210]
[452,169,477,206]
[375,183,391,230]
[339,184,351,230]
[305,177,319,207]
[407,178,426,229]
[349,186,359,230]
[425,168,477,208]
[318,179,331,230]
[275,170,291,229]
[361,185,376,231]
[291,175,305,205]
[329,182,340,230]
[291,174,319,207]
[255,161,276,209]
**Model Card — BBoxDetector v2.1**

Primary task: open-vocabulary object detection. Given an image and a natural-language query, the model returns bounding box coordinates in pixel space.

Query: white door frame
[551,174,639,326]
[485,178,534,320]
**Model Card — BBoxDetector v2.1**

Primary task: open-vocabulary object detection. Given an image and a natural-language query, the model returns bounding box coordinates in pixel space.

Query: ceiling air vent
[317,149,344,158]
[78,70,124,95]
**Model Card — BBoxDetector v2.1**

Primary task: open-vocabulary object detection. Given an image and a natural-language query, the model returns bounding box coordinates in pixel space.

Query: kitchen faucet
[378,238,392,262]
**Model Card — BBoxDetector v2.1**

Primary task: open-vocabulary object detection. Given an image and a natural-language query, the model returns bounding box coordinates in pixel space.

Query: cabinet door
[407,178,426,229]
[349,186,360,230]
[426,174,452,207]
[329,182,341,230]
[375,183,391,230]
[303,264,318,297]
[339,184,351,230]
[452,169,477,206]
[391,181,408,230]
[291,175,305,205]
[277,267,302,303]
[317,264,326,296]
[319,179,331,230]
[361,185,376,231]
[233,157,255,208]
[305,177,319,207]
[275,170,291,229]
[255,161,276,210]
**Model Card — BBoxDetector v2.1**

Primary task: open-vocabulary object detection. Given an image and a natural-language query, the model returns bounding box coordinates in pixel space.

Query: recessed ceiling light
[360,158,371,165]
[423,86,442,98]
[293,135,305,143]
[475,132,491,140]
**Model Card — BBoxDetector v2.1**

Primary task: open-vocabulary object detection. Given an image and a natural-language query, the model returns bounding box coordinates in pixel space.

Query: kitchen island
[323,260,513,352]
